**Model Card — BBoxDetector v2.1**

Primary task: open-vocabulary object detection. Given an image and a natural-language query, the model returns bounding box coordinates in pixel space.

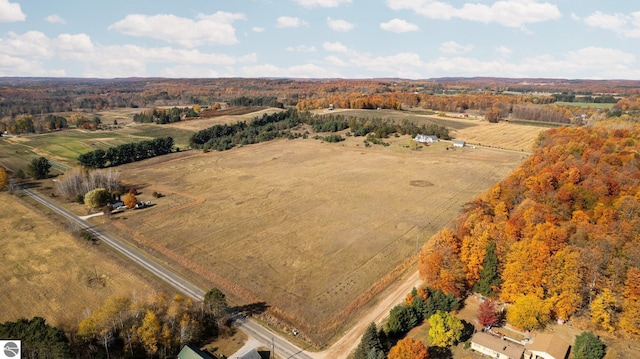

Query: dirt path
[313,270,423,359]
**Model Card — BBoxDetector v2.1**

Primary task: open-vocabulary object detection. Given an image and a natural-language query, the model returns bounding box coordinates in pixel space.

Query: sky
[0,0,639,80]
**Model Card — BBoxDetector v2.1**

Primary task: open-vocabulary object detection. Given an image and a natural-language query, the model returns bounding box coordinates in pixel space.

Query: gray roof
[177,345,213,359]
[471,332,525,359]
[237,348,262,359]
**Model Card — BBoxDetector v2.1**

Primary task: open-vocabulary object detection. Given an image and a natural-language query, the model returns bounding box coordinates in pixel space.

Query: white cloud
[108,12,246,47]
[584,11,640,38]
[380,18,419,33]
[327,17,354,32]
[0,0,25,22]
[286,45,317,52]
[276,16,309,28]
[325,55,348,67]
[386,0,561,28]
[294,0,351,8]
[0,31,53,57]
[496,45,512,57]
[349,52,425,78]
[252,26,265,33]
[439,41,474,54]
[55,34,94,54]
[323,41,349,53]
[240,63,341,78]
[45,14,66,24]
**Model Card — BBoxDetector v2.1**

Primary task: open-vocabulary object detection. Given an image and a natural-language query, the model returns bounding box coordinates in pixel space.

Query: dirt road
[313,270,423,358]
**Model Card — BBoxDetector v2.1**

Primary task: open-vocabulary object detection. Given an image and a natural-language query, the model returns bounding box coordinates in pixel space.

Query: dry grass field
[0,192,160,331]
[95,133,528,344]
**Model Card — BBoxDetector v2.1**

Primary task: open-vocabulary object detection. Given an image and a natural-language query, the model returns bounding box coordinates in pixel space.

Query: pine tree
[353,323,383,359]
[473,241,501,297]
[573,331,604,359]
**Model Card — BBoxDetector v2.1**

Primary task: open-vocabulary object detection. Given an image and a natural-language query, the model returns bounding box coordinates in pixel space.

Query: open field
[553,101,614,109]
[0,191,160,331]
[93,133,527,344]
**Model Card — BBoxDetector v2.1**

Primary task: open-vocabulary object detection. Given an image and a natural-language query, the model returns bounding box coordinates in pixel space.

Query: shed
[471,332,525,359]
[453,140,466,147]
[524,334,570,359]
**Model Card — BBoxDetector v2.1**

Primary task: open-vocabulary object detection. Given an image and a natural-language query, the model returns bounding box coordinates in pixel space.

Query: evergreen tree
[28,156,51,179]
[0,317,71,358]
[353,323,383,359]
[573,331,605,359]
[473,241,501,297]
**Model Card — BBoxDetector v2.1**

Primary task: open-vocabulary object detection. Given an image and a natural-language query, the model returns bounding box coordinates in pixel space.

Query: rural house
[524,334,570,359]
[414,134,439,144]
[471,332,525,359]
[237,348,262,359]
[177,344,214,359]
[453,140,466,147]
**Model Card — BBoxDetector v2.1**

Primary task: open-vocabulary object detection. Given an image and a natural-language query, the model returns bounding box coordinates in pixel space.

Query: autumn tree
[388,337,428,359]
[28,156,51,179]
[500,239,550,302]
[0,167,7,190]
[123,192,137,209]
[590,288,617,332]
[478,300,499,328]
[506,294,552,331]
[419,228,466,296]
[619,267,640,337]
[137,309,161,356]
[544,247,582,321]
[427,311,463,347]
[572,331,605,359]
[84,188,111,209]
[473,241,501,297]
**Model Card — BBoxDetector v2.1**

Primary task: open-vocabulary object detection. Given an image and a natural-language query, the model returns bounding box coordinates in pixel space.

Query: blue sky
[0,0,638,79]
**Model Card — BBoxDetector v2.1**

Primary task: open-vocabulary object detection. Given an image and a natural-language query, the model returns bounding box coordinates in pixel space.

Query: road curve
[22,188,314,359]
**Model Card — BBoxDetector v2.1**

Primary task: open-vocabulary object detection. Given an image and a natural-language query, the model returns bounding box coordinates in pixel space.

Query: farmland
[0,192,160,330]
[91,128,530,344]
[0,107,550,345]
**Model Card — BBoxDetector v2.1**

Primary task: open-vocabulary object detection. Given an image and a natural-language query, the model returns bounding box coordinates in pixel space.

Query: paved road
[22,188,313,359]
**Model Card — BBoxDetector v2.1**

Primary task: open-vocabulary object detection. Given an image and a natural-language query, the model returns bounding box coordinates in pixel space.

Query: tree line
[78,137,174,168]
[133,107,199,124]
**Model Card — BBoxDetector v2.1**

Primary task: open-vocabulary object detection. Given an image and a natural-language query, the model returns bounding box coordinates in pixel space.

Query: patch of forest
[418,123,640,335]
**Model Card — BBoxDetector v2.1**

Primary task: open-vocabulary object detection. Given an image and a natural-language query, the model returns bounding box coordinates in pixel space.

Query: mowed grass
[553,101,614,109]
[99,135,526,344]
[0,192,159,329]
[0,124,196,171]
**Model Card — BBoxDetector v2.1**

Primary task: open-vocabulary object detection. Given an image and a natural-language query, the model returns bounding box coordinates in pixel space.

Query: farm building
[236,348,262,359]
[453,140,466,147]
[524,334,570,359]
[470,332,525,359]
[414,134,439,144]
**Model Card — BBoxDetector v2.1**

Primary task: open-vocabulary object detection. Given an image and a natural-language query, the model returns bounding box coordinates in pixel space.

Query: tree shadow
[231,302,270,317]
[428,346,452,359]
[460,320,475,342]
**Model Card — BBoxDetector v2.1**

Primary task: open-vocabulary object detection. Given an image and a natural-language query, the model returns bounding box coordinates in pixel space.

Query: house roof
[526,334,570,359]
[471,332,525,359]
[237,348,262,359]
[177,344,213,359]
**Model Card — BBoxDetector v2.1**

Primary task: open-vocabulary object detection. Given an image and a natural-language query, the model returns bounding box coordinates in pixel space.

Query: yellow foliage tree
[506,294,552,331]
[543,247,582,320]
[500,239,549,302]
[590,288,617,332]
[123,192,137,209]
[388,337,428,359]
[137,309,161,355]
[619,267,640,337]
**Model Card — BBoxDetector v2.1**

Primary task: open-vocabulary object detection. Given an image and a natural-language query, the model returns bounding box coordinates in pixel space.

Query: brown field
[94,133,528,344]
[0,192,161,331]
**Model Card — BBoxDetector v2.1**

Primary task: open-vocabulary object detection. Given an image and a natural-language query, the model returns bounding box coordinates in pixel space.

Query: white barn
[453,140,466,147]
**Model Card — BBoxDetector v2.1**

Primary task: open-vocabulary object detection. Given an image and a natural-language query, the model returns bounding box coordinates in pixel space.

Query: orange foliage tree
[123,192,137,209]
[388,337,428,359]
[619,267,640,337]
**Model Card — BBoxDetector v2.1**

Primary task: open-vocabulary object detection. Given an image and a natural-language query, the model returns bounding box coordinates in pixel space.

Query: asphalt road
[22,187,314,359]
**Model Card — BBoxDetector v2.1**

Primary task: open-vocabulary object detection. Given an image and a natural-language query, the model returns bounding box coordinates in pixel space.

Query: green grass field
[553,101,614,109]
